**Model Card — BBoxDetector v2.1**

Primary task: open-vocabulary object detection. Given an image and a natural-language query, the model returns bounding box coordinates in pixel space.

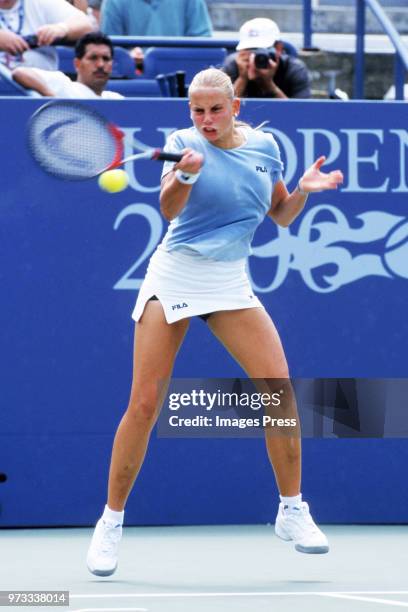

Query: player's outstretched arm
[268,156,343,227]
[300,156,344,193]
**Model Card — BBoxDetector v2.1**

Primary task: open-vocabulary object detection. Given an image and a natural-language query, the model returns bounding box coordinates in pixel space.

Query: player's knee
[127,388,160,423]
[259,363,290,380]
[275,365,290,379]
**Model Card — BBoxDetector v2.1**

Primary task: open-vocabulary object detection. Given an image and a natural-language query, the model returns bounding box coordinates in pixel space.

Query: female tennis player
[87,68,343,576]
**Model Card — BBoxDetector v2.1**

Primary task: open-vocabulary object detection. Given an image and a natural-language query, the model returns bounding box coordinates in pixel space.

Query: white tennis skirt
[132,246,263,324]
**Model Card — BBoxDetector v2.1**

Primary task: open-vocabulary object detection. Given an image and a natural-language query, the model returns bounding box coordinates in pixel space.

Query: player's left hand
[299,156,344,193]
[36,23,69,46]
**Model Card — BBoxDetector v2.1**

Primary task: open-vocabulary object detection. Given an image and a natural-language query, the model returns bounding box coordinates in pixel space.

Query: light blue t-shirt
[101,0,212,36]
[160,127,284,261]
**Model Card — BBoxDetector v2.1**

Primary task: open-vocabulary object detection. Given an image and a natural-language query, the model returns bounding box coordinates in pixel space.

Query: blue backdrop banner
[0,98,407,526]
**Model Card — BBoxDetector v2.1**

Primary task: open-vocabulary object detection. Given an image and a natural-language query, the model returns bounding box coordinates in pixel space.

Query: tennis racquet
[27,101,183,181]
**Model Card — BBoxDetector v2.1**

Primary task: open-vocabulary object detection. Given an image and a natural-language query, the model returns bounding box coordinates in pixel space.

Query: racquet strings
[28,102,122,180]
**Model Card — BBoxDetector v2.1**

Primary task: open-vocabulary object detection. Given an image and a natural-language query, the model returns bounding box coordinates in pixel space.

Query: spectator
[0,0,92,70]
[66,0,100,29]
[224,18,311,99]
[88,0,102,27]
[101,0,212,37]
[66,0,88,13]
[12,31,122,98]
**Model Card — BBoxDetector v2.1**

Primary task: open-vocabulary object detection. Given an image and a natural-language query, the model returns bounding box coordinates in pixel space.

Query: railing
[0,61,40,97]
[109,36,237,52]
[302,0,408,99]
[355,0,408,99]
[303,0,313,49]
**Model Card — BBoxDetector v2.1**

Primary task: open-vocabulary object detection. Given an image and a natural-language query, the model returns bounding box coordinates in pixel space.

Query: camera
[22,34,39,49]
[254,48,276,70]
[22,34,68,48]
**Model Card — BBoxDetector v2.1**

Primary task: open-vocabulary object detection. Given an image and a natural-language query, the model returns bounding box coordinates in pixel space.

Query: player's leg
[87,301,189,575]
[108,301,189,510]
[208,307,299,492]
[208,307,328,554]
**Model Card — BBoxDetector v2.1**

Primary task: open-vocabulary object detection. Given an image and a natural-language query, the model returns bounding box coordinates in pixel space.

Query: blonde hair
[188,67,256,131]
[188,67,234,100]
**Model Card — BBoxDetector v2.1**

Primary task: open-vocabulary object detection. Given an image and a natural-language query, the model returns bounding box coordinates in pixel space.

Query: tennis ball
[98,168,129,193]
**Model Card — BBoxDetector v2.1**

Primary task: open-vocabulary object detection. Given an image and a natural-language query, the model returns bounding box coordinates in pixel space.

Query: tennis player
[87,68,343,576]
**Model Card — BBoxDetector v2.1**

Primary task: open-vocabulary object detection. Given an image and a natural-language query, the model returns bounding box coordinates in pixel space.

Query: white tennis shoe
[86,518,122,576]
[275,502,329,554]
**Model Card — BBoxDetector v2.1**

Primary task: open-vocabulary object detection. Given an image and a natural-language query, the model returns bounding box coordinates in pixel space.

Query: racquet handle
[152,150,183,162]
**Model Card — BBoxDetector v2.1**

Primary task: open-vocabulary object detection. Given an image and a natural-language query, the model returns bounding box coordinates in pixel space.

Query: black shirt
[223,52,311,99]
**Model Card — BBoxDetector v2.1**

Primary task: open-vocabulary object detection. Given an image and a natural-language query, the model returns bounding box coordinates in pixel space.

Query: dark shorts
[148,295,212,322]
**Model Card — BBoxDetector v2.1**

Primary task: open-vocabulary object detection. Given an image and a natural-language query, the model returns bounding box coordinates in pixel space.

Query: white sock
[280,493,302,510]
[102,504,124,525]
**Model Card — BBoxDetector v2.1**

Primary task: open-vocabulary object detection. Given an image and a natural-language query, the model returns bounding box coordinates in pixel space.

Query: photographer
[223,18,311,99]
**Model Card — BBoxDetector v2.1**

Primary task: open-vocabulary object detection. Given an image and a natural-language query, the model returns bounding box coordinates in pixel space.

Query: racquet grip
[153,151,183,162]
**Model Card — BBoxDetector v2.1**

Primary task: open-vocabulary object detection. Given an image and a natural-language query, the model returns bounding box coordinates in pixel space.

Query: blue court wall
[0,98,407,526]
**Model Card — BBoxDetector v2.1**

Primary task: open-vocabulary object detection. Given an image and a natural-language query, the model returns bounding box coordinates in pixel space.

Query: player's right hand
[175,148,204,174]
[0,30,29,55]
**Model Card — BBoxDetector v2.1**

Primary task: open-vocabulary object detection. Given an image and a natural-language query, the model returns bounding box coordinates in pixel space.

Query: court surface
[2,525,407,611]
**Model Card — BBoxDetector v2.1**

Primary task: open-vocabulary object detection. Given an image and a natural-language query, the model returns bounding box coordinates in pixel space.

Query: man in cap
[223,18,311,99]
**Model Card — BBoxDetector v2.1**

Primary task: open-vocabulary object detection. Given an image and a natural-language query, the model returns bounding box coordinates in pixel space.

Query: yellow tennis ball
[98,169,129,193]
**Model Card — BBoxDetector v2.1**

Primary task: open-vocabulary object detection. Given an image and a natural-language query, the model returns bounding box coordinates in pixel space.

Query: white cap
[236,18,281,51]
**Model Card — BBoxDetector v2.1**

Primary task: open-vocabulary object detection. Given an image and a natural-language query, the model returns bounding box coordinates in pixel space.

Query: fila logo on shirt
[256,166,268,173]
[172,302,188,311]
